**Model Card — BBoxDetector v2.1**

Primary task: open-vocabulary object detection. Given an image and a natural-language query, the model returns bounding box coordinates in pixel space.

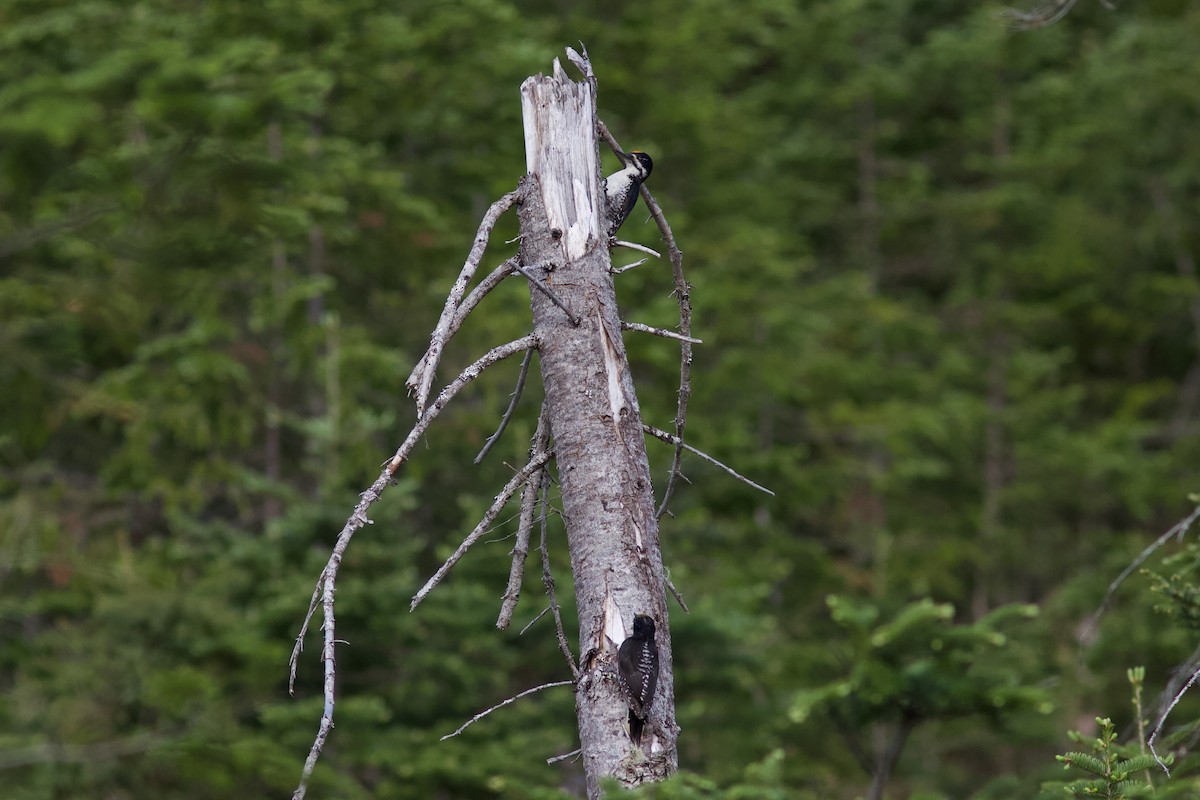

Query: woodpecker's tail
[629,711,645,745]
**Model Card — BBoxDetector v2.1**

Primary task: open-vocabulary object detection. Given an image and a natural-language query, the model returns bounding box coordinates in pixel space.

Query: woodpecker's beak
[615,150,632,165]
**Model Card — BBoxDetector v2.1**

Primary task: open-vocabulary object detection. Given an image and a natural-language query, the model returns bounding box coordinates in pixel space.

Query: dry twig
[441,680,575,740]
[408,256,522,385]
[513,261,581,325]
[538,467,579,678]
[406,192,518,413]
[612,239,661,259]
[520,605,551,634]
[1075,503,1200,774]
[496,405,551,628]
[411,449,555,610]
[289,334,536,800]
[665,570,691,614]
[1079,504,1200,646]
[621,321,702,345]
[597,120,695,520]
[642,424,775,497]
[495,466,540,629]
[547,748,583,765]
[1150,656,1200,775]
[611,257,649,275]
[476,348,536,466]
[386,336,539,476]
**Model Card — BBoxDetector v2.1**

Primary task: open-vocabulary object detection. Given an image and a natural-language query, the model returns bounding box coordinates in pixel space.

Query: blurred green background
[4,0,1200,797]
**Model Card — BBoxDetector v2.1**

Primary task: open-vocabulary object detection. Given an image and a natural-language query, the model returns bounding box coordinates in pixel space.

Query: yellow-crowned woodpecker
[617,613,659,745]
[603,150,653,236]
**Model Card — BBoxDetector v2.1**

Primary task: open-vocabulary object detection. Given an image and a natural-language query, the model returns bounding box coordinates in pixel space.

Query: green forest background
[4,0,1200,797]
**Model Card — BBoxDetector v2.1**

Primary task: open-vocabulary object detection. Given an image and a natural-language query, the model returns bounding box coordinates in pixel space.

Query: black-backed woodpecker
[603,150,653,236]
[617,613,660,745]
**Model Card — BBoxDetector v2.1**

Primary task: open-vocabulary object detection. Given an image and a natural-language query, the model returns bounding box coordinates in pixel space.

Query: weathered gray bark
[518,61,678,796]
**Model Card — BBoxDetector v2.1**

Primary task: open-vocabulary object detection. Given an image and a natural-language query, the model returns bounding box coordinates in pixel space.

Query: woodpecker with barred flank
[603,150,653,237]
[617,613,660,745]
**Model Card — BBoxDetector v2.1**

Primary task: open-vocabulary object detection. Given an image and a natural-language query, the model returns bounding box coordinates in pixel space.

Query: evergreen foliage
[1054,717,1160,799]
[4,0,1200,797]
[1148,539,1200,630]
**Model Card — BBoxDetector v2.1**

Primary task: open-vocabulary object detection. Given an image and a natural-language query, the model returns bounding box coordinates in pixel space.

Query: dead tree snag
[289,47,770,800]
[518,55,678,793]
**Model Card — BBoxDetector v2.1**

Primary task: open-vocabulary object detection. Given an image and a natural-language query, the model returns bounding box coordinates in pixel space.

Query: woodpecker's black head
[624,150,653,179]
[631,614,656,640]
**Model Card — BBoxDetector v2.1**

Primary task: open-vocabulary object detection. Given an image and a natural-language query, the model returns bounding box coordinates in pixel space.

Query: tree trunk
[264,121,285,523]
[518,61,678,796]
[973,90,1012,619]
[867,716,913,800]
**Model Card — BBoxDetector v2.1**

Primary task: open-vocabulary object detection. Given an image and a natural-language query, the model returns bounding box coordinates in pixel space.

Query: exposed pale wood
[521,66,601,262]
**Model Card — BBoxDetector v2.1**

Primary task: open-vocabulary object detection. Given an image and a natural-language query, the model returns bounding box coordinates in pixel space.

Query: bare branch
[520,605,551,634]
[1076,504,1200,774]
[462,257,520,317]
[539,465,579,678]
[612,239,661,259]
[495,472,539,630]
[411,448,555,610]
[1150,658,1198,775]
[547,748,583,765]
[406,191,518,413]
[642,188,693,520]
[667,577,690,614]
[1154,640,1200,747]
[598,120,695,520]
[565,44,594,83]
[1078,504,1200,646]
[611,257,649,275]
[643,424,775,497]
[621,322,702,345]
[387,335,538,475]
[290,578,323,695]
[410,256,522,386]
[476,348,536,465]
[441,680,574,740]
[496,406,551,628]
[292,570,336,800]
[513,261,581,325]
[289,334,537,799]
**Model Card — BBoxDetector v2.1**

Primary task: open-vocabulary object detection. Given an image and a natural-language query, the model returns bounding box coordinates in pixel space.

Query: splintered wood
[520,59,602,262]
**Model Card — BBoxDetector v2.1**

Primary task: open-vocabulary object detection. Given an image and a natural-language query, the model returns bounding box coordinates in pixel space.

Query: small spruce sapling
[1045,670,1179,799]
